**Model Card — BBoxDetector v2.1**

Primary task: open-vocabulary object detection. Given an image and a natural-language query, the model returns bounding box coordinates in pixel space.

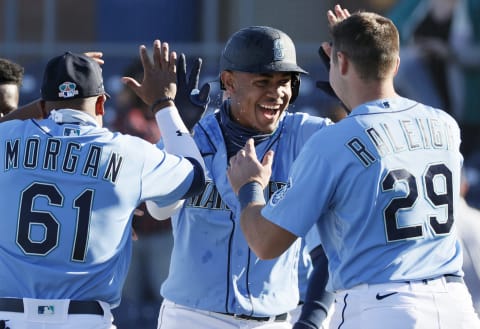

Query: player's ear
[95,94,106,116]
[221,71,234,92]
[337,51,349,75]
[39,100,49,118]
[393,56,400,77]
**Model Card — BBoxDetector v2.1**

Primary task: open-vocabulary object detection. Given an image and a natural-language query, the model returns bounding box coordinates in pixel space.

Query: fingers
[262,150,274,168]
[121,76,141,92]
[152,40,163,68]
[244,138,256,157]
[177,53,187,89]
[84,52,104,65]
[198,82,211,103]
[139,44,153,75]
[150,40,176,73]
[169,51,177,74]
[228,139,254,167]
[327,4,350,26]
[188,57,202,90]
[335,4,350,19]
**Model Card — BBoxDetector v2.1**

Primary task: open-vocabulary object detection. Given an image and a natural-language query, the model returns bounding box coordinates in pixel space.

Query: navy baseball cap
[41,51,110,101]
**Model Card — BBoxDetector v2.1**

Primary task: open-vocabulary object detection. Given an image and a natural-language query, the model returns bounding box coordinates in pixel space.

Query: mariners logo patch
[269,178,291,206]
[273,39,285,61]
[58,81,79,98]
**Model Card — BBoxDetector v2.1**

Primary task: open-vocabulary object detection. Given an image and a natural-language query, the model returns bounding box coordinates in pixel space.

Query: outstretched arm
[227,138,297,259]
[123,40,205,220]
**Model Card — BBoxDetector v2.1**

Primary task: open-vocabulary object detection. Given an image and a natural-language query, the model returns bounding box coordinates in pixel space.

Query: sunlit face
[0,83,20,116]
[223,71,293,134]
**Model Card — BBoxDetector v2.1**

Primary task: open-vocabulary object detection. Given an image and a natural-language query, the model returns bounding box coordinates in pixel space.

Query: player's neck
[348,81,398,111]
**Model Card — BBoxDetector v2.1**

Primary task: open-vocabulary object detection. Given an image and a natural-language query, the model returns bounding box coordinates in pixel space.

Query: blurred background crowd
[1,0,479,327]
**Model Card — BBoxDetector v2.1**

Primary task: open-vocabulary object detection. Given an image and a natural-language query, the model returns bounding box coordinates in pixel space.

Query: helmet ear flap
[290,73,300,104]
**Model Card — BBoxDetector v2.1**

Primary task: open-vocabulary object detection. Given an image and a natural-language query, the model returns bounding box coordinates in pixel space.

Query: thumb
[198,82,211,103]
[121,76,141,91]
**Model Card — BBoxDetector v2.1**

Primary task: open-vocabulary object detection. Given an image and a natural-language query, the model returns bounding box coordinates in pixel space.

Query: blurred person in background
[388,0,480,159]
[0,57,24,117]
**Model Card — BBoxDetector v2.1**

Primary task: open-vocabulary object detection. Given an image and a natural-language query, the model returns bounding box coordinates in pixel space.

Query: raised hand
[175,53,211,131]
[122,40,177,108]
[327,4,350,26]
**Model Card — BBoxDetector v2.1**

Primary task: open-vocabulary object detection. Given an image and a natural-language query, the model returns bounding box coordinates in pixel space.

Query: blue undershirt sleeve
[180,157,206,199]
[293,245,334,329]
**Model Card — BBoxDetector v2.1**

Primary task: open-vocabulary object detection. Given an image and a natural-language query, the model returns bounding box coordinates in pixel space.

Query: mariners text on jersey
[186,180,286,210]
[4,137,123,183]
[347,117,455,167]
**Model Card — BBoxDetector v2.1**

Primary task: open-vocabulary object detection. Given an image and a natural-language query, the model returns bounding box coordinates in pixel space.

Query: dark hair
[0,58,24,86]
[330,12,399,80]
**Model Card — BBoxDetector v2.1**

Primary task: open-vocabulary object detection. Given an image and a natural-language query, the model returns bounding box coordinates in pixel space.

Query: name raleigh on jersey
[4,137,123,183]
[347,116,456,167]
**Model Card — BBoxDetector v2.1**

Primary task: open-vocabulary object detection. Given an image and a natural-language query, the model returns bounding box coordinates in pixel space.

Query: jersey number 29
[382,163,453,242]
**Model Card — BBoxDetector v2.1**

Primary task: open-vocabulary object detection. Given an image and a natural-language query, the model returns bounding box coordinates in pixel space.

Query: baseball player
[0,40,205,329]
[227,6,480,329]
[147,26,333,329]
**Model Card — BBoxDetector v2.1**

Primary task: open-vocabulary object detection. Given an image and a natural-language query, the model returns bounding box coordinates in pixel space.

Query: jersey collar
[48,109,100,127]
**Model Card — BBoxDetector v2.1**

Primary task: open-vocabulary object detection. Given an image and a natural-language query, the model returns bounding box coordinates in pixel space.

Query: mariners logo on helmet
[273,39,285,61]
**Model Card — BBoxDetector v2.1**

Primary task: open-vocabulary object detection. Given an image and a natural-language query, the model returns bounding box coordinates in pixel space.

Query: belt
[220,312,288,322]
[407,274,464,284]
[0,298,104,315]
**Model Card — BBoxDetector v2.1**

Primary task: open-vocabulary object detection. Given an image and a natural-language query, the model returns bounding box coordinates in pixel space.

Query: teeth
[259,104,280,110]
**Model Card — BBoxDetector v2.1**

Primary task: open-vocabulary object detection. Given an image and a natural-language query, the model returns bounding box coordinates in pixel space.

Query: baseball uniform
[0,109,200,328]
[262,96,480,328]
[157,102,331,328]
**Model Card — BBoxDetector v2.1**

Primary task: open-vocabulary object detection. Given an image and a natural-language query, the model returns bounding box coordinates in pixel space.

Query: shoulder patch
[269,178,292,206]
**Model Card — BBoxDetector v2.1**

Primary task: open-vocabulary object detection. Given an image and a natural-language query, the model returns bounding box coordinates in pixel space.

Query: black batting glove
[316,44,350,115]
[315,44,337,98]
[175,53,211,131]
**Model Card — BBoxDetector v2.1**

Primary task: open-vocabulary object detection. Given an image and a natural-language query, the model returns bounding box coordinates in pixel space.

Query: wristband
[150,96,174,113]
[238,181,265,211]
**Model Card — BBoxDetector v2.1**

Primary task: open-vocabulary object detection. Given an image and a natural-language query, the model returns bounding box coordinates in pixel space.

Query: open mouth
[258,104,281,119]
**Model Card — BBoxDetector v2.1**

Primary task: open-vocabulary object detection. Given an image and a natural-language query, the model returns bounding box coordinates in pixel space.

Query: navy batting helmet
[219,26,307,103]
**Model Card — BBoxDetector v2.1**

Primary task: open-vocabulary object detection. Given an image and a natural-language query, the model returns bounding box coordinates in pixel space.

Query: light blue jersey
[0,109,196,307]
[262,97,464,291]
[161,106,331,316]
